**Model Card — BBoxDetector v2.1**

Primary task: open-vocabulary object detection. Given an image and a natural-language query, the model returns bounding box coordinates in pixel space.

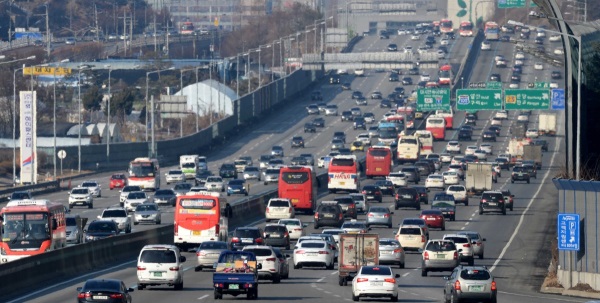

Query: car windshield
[445,236,468,244]
[379,240,399,246]
[102,210,126,217]
[460,269,491,280]
[269,200,290,207]
[155,190,174,196]
[427,241,456,251]
[361,266,392,275]
[400,228,421,235]
[87,222,116,233]
[128,192,146,199]
[123,186,141,192]
[139,249,177,263]
[82,280,120,292]
[301,242,325,248]
[235,229,259,238]
[72,188,88,194]
[244,248,272,257]
[199,241,228,250]
[135,204,157,212]
[206,177,222,183]
[279,220,300,226]
[81,182,97,187]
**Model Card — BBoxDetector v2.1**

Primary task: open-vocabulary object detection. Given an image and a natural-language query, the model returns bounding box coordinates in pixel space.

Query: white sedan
[441,171,460,185]
[446,141,461,153]
[352,265,399,301]
[465,145,478,156]
[494,110,508,119]
[515,51,525,59]
[278,218,305,240]
[387,172,408,187]
[514,59,524,66]
[549,34,561,42]
[554,48,564,55]
[440,38,449,45]
[425,174,445,190]
[439,153,452,163]
[534,62,544,70]
[165,170,186,184]
[509,82,519,89]
[446,185,468,205]
[293,240,335,269]
[411,34,420,40]
[526,129,540,138]
[480,143,493,154]
[473,149,488,160]
[420,74,431,82]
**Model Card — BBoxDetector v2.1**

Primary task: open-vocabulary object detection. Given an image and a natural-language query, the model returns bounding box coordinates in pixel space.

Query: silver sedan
[243,166,261,181]
[133,203,161,225]
[378,238,405,268]
[195,241,229,271]
[366,206,393,228]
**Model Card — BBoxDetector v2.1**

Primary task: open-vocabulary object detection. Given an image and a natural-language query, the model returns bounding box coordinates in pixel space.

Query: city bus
[415,130,434,154]
[0,199,66,263]
[426,116,447,140]
[435,108,454,129]
[366,146,392,179]
[378,122,399,145]
[128,157,161,191]
[438,64,453,86]
[440,19,453,33]
[459,21,474,36]
[396,135,421,164]
[179,21,195,35]
[174,191,228,251]
[484,21,500,40]
[328,155,360,193]
[278,166,317,214]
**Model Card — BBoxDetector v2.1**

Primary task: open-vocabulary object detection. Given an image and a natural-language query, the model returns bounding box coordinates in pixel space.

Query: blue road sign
[558,213,580,251]
[551,88,565,110]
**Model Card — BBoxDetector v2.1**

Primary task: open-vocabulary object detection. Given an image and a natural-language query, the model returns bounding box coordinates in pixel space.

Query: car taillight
[295,250,305,254]
[255,238,264,244]
[491,280,497,291]
[339,213,343,220]
[384,214,390,218]
[289,208,292,213]
[349,204,355,208]
[266,257,276,262]
[393,248,403,253]
[421,235,426,242]
[266,208,270,213]
[499,199,504,203]
[319,251,330,254]
[481,199,487,203]
[453,251,458,260]
[284,232,289,237]
[395,194,399,199]
[169,266,179,271]
[376,191,381,195]
[356,278,369,282]
[362,190,367,194]
[384,278,396,283]
[77,293,91,299]
[424,251,429,260]
[215,224,220,237]
[314,212,319,219]
[110,293,124,299]
[231,237,240,243]
[137,266,146,271]
[197,251,207,257]
[360,230,366,233]
[368,213,374,217]
[463,243,470,247]
[454,280,461,290]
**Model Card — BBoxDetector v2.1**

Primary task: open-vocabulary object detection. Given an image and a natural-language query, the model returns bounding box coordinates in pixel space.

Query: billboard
[20,91,37,184]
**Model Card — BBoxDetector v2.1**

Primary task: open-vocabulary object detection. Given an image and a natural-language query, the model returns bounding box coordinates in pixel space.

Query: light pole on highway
[53,59,70,178]
[272,40,281,82]
[145,67,175,141]
[461,77,464,89]
[77,65,91,173]
[105,64,112,165]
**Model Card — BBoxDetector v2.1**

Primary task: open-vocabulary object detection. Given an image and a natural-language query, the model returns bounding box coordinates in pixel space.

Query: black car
[263,224,291,249]
[479,191,506,215]
[533,139,549,152]
[551,70,561,79]
[312,117,325,127]
[85,220,120,241]
[394,87,405,96]
[482,131,497,142]
[511,166,530,183]
[291,156,308,166]
[341,111,353,122]
[513,66,523,74]
[194,170,213,186]
[438,45,448,53]
[400,166,421,183]
[77,278,134,303]
[380,99,392,108]
[445,32,456,39]
[402,77,413,85]
[333,131,346,143]
[413,186,429,204]
[465,115,477,126]
[501,189,515,211]
[231,227,264,250]
[304,122,316,133]
[219,163,237,178]
[408,67,419,75]
[395,187,420,210]
[153,189,177,206]
[329,75,340,84]
[374,180,395,196]
[511,73,521,82]
[489,73,501,82]
[353,117,367,130]
[494,157,510,170]
[389,73,399,82]
[458,129,472,141]
[387,43,398,51]
[361,185,383,202]
[414,161,432,176]
[314,202,344,229]
[342,82,351,90]
[535,37,544,44]
[500,35,510,42]
[417,81,427,88]
[488,125,501,136]
[291,136,305,148]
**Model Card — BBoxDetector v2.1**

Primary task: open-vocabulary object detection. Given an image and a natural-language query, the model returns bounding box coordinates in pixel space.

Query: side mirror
[303,223,308,228]
[256,263,262,270]
[390,211,394,215]
[418,248,423,253]
[285,254,291,258]
[482,238,486,241]
[458,249,463,253]
[180,256,186,262]
[395,274,401,278]
[67,192,71,195]
[127,288,135,292]
[97,215,102,219]
[511,195,515,197]
[264,234,270,238]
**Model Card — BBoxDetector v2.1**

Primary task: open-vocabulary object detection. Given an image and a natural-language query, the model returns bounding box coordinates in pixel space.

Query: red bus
[180,21,195,35]
[0,199,66,263]
[459,21,474,36]
[438,64,452,86]
[426,116,446,140]
[278,166,317,214]
[440,19,453,33]
[328,155,360,193]
[174,191,228,250]
[366,146,392,179]
[435,109,454,129]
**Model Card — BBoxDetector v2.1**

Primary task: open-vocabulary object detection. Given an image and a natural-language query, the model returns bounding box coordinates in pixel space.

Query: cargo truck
[538,112,557,136]
[212,251,260,300]
[507,138,531,166]
[465,163,493,196]
[523,145,543,169]
[179,155,200,179]
[338,233,379,286]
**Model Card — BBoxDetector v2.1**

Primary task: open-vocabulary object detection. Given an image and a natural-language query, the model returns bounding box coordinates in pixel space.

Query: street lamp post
[53,59,69,178]
[77,65,91,173]
[145,67,174,142]
[105,64,112,165]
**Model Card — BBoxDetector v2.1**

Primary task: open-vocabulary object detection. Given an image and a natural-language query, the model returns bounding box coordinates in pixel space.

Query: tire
[468,258,474,266]
[399,262,405,269]
[214,289,222,299]
[227,193,230,196]
[339,277,345,286]
[195,266,202,272]
[511,180,514,183]
[326,262,334,270]
[69,204,73,209]
[394,204,398,210]
[352,293,359,301]
[294,263,300,269]
[273,274,281,284]
[137,284,145,290]
[88,203,93,209]
[502,208,507,215]
[479,253,484,260]
[442,224,446,231]
[479,208,484,215]
[388,224,392,229]
[391,295,398,302]
[134,222,139,225]
[343,279,348,286]
[490,295,497,303]
[126,226,131,234]
[421,269,427,277]
[314,224,320,229]
[510,205,514,211]
[464,200,468,206]
[452,215,456,222]
[416,204,421,211]
[174,281,183,290]
[527,179,530,184]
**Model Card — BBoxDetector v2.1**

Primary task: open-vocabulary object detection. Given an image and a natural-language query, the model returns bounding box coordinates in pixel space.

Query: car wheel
[511,180,514,183]
[69,204,73,209]
[502,208,507,215]
[479,253,484,260]
[227,193,230,196]
[88,203,93,209]
[468,258,474,266]
[510,205,514,211]
[442,224,446,231]
[399,262,405,269]
[388,224,392,229]
[314,224,319,229]
[294,263,300,269]
[195,265,202,272]
[352,293,359,301]
[174,281,183,290]
[416,205,421,210]
[479,207,483,215]
[421,269,427,277]
[464,200,469,206]
[134,222,139,225]
[391,295,398,302]
[326,262,334,270]
[394,204,398,210]
[137,284,145,290]
[273,274,281,284]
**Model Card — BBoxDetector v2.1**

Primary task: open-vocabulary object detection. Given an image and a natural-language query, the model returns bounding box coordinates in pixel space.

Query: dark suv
[263,224,291,250]
[333,131,346,143]
[511,166,530,184]
[400,166,421,183]
[314,202,344,229]
[458,129,472,141]
[341,111,353,122]
[231,227,265,250]
[414,161,432,176]
[334,196,358,219]
[395,187,421,210]
[85,220,120,242]
[291,136,305,148]
[479,191,506,215]
[219,163,237,179]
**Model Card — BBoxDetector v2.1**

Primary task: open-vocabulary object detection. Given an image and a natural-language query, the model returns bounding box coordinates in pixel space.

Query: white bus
[414,130,434,155]
[327,155,360,193]
[396,135,421,164]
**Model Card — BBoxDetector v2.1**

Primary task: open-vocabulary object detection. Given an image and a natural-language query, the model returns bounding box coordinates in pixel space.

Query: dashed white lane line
[402,272,410,277]
[198,294,209,300]
[324,291,332,294]
[318,277,326,282]
[334,294,341,297]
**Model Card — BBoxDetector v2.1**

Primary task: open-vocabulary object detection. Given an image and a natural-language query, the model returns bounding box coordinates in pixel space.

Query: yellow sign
[23,66,72,76]
[214,17,219,27]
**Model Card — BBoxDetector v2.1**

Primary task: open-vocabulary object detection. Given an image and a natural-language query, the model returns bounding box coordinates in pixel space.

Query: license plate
[93,296,108,300]
[487,202,497,206]
[469,285,484,292]
[229,284,239,290]
[242,238,253,243]
[376,168,381,171]
[427,218,436,220]
[292,198,299,203]
[367,196,374,199]
[324,214,334,218]
[380,251,392,255]
[340,182,345,186]
[436,254,446,259]
[307,253,318,256]
[193,231,201,236]
[153,272,162,277]
[370,282,383,286]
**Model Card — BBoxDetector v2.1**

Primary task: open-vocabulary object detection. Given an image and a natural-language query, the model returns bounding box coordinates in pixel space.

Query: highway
[10,28,580,303]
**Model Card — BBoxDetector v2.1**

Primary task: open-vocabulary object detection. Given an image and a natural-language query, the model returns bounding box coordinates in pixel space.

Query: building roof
[175,79,238,116]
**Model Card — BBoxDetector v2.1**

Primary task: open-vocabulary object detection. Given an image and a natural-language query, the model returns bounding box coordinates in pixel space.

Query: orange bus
[328,155,360,193]
[438,64,452,86]
[174,191,228,250]
[440,19,453,33]
[426,116,446,140]
[0,199,66,263]
[459,21,474,36]
[128,157,160,191]
[366,146,392,179]
[278,166,317,214]
[180,21,195,35]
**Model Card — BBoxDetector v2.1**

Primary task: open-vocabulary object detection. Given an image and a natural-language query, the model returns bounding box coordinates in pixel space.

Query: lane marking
[402,272,410,277]
[330,271,338,275]
[318,277,326,282]
[198,294,209,300]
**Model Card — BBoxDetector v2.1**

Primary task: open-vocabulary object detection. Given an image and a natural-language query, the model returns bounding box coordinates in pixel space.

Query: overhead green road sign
[456,89,503,111]
[498,0,526,8]
[534,82,550,89]
[504,89,550,110]
[486,82,502,89]
[417,88,450,111]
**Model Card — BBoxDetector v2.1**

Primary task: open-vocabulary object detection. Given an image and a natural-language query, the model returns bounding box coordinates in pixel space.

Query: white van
[137,244,186,290]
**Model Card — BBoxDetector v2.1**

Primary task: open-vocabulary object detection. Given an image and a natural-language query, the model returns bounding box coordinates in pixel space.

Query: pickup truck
[213,251,261,300]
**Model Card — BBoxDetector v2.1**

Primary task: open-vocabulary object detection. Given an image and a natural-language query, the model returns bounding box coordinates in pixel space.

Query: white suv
[137,244,186,290]
[98,207,132,233]
[80,180,102,197]
[120,185,142,206]
[242,245,283,283]
[446,185,468,205]
[443,234,475,265]
[68,187,94,209]
[265,198,295,222]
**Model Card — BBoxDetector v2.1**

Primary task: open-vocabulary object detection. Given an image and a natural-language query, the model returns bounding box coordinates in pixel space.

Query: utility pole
[94,3,100,42]
[123,9,127,56]
[45,3,50,58]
